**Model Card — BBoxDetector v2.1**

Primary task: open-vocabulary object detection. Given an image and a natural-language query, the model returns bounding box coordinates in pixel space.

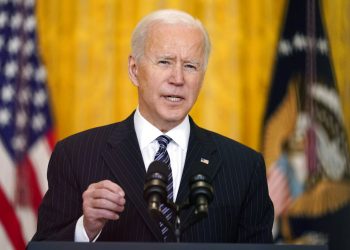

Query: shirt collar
[134,108,190,151]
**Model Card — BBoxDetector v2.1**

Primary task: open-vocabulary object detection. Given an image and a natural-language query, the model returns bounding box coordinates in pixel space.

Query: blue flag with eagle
[261,0,350,250]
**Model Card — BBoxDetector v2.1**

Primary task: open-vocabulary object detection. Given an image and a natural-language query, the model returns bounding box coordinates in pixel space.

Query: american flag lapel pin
[200,158,209,165]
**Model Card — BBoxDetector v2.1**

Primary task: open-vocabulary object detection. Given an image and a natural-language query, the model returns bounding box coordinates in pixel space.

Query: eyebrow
[156,55,175,61]
[156,56,201,66]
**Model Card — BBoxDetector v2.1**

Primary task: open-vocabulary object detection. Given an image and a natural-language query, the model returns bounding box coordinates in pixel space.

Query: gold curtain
[36,0,350,151]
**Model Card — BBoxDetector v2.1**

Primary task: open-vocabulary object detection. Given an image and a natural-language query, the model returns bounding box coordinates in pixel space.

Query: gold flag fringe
[287,179,350,217]
[262,79,298,170]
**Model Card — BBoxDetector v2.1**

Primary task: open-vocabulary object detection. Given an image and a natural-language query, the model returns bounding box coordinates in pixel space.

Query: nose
[170,63,185,85]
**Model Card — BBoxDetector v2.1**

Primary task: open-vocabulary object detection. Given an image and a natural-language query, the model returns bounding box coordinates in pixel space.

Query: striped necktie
[154,135,173,241]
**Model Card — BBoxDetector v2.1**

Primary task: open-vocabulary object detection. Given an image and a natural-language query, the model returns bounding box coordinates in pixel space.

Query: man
[32,9,273,243]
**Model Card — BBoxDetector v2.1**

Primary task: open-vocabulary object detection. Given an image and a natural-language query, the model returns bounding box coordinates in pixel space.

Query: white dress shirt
[134,108,190,201]
[74,109,190,241]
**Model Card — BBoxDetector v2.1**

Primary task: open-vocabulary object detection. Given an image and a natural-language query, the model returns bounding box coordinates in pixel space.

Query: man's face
[128,23,206,132]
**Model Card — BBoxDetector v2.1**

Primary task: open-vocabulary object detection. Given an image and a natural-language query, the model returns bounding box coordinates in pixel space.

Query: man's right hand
[82,180,126,241]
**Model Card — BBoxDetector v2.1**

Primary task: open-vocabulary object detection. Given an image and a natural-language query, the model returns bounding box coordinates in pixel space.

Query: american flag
[0,0,54,249]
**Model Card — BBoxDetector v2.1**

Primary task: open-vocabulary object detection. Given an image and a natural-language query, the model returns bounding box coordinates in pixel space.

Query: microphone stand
[165,200,182,242]
[174,205,181,243]
[145,171,213,242]
[149,200,180,242]
[156,199,208,242]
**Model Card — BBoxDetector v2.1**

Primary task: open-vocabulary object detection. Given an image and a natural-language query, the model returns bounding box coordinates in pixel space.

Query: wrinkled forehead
[145,22,205,54]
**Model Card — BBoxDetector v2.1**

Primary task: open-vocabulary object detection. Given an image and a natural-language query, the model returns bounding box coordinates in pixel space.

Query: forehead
[145,22,205,57]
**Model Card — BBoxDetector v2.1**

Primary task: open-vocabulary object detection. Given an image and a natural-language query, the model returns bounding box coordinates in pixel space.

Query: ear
[128,55,139,87]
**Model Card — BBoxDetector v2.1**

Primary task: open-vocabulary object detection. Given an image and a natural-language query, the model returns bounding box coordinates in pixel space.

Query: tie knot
[156,135,171,148]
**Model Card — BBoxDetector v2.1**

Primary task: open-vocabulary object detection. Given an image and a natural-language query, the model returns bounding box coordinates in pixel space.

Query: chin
[162,112,186,124]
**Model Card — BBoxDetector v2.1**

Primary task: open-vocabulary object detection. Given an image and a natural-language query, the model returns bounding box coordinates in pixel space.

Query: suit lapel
[176,118,222,229]
[100,114,222,241]
[101,114,162,241]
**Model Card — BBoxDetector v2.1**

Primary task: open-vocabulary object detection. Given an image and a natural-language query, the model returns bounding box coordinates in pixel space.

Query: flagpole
[305,0,318,182]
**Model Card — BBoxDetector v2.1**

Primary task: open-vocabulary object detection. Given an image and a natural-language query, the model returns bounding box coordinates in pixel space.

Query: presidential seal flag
[261,0,350,250]
[0,0,55,249]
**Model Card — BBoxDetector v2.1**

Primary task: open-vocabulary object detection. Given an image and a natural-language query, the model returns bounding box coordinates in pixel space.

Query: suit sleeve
[237,153,274,243]
[31,141,83,241]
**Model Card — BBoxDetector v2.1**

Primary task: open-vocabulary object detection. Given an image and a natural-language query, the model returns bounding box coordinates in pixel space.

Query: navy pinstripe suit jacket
[32,113,274,243]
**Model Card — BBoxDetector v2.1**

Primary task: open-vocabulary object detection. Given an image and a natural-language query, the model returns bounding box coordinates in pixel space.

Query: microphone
[189,172,214,217]
[143,161,170,212]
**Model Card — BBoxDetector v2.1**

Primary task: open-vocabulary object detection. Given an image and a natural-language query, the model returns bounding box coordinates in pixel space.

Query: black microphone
[143,161,170,212]
[189,172,214,217]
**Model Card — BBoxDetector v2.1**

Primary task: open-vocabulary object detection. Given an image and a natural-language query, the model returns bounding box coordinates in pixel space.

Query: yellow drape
[36,0,350,151]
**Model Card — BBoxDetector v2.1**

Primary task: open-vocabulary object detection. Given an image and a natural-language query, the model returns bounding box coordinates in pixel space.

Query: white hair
[131,9,211,68]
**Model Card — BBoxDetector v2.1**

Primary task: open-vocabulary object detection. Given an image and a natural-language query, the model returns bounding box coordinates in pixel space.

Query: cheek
[139,83,158,104]
[189,80,203,98]
[137,71,155,92]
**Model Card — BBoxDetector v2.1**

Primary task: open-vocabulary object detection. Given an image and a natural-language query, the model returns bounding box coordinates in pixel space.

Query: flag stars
[11,12,22,30]
[23,63,34,80]
[0,36,4,50]
[0,108,11,127]
[1,84,15,103]
[16,110,28,128]
[24,0,35,7]
[278,40,293,56]
[317,39,328,55]
[5,61,18,78]
[0,12,8,28]
[24,15,35,32]
[11,134,27,152]
[8,36,21,54]
[32,113,46,131]
[33,90,47,107]
[23,40,34,56]
[35,66,47,82]
[293,33,307,51]
[19,88,31,104]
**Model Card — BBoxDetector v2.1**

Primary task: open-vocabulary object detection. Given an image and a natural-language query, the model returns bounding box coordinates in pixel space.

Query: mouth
[163,95,184,102]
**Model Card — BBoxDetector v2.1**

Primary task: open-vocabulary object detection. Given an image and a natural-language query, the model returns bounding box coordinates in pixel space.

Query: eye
[158,60,171,65]
[184,63,198,71]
